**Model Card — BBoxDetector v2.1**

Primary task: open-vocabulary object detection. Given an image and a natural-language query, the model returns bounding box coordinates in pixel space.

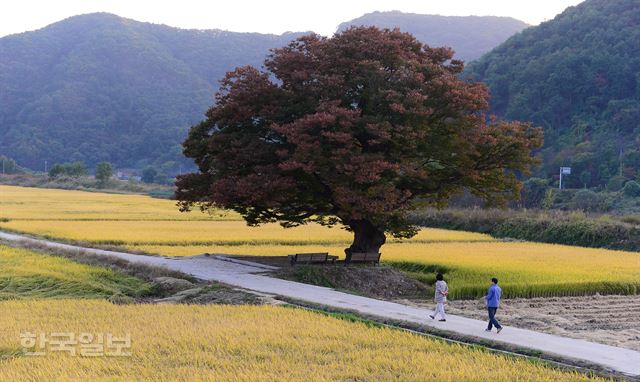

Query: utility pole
[559,167,571,189]
[44,160,48,174]
[1,158,4,175]
[559,168,562,190]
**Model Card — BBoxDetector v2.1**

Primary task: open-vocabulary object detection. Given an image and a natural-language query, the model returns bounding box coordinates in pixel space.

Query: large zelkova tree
[176,27,543,256]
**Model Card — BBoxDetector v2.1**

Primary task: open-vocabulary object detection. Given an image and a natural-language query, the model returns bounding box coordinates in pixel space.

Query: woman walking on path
[485,277,503,333]
[429,273,448,322]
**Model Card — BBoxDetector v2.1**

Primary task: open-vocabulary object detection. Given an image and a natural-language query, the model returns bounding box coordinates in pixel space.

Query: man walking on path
[485,277,503,333]
[429,273,448,322]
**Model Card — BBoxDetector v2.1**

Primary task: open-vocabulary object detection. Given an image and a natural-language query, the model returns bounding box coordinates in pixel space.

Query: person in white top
[429,272,448,322]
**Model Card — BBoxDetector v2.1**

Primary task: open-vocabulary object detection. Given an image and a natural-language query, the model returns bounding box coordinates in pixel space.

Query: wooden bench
[345,252,381,265]
[288,252,338,266]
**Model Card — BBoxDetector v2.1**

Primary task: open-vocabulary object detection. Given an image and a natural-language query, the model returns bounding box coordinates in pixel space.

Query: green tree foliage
[68,162,88,177]
[607,175,628,192]
[571,189,608,212]
[579,171,592,189]
[176,27,542,254]
[95,162,113,184]
[48,161,88,178]
[0,155,21,174]
[622,180,640,197]
[466,0,640,188]
[541,189,557,210]
[409,208,640,251]
[48,165,66,178]
[141,167,157,184]
[623,149,640,179]
[153,173,171,185]
[1,12,530,173]
[0,13,306,171]
[521,178,550,208]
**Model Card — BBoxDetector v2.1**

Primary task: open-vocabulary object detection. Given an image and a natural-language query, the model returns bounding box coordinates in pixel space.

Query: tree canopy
[95,162,113,184]
[48,161,88,178]
[176,27,542,254]
[0,155,22,174]
[0,13,305,171]
[465,0,640,188]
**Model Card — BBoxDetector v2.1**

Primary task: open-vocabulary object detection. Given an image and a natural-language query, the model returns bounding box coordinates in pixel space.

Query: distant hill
[338,11,529,62]
[0,13,306,171]
[0,12,529,172]
[466,0,640,188]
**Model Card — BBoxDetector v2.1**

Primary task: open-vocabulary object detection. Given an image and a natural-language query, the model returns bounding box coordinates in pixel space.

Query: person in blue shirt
[484,277,503,333]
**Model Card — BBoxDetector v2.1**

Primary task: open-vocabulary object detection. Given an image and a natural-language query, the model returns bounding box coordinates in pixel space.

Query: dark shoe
[438,319,446,322]
[429,315,435,319]
[496,327,502,334]
[485,328,492,332]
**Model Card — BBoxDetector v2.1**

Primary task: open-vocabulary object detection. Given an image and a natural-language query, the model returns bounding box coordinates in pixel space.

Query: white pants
[434,302,446,319]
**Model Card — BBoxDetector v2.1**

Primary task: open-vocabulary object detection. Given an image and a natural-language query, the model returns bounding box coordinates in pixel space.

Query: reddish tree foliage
[176,27,543,256]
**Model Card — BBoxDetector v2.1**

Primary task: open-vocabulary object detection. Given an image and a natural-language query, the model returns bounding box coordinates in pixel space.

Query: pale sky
[0,0,585,38]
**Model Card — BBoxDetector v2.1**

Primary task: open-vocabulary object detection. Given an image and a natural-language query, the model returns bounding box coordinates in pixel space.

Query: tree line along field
[1,185,638,299]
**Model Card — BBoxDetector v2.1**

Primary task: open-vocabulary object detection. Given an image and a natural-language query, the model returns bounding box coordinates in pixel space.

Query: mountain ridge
[338,11,530,62]
[0,13,308,171]
[1,11,528,172]
[465,0,640,188]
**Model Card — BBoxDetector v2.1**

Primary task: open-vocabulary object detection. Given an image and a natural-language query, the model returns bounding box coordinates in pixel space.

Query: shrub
[49,161,88,178]
[142,167,157,184]
[521,178,549,208]
[622,180,640,197]
[541,188,556,210]
[607,175,628,191]
[0,155,22,174]
[408,208,640,251]
[571,189,608,212]
[95,162,113,184]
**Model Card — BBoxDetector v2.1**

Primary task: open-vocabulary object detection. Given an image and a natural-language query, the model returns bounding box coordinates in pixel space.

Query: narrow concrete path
[2,230,638,377]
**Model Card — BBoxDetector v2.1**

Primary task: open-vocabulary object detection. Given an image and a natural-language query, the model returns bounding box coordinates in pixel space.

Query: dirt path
[400,295,640,351]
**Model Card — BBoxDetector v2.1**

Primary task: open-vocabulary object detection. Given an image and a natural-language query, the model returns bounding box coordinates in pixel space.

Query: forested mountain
[466,0,640,189]
[0,13,305,171]
[338,11,529,62]
[0,11,529,172]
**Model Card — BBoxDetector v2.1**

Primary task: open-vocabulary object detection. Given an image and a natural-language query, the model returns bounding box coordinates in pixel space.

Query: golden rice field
[132,242,640,298]
[0,300,603,381]
[0,186,626,380]
[0,185,236,221]
[0,220,491,246]
[1,185,639,298]
[0,245,151,299]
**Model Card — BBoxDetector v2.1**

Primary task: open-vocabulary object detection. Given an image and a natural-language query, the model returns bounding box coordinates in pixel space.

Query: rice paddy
[0,185,235,221]
[0,245,153,300]
[0,219,492,246]
[0,185,627,380]
[1,185,639,299]
[0,300,604,381]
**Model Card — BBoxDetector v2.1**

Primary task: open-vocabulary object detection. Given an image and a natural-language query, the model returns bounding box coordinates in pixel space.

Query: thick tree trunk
[345,219,386,258]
